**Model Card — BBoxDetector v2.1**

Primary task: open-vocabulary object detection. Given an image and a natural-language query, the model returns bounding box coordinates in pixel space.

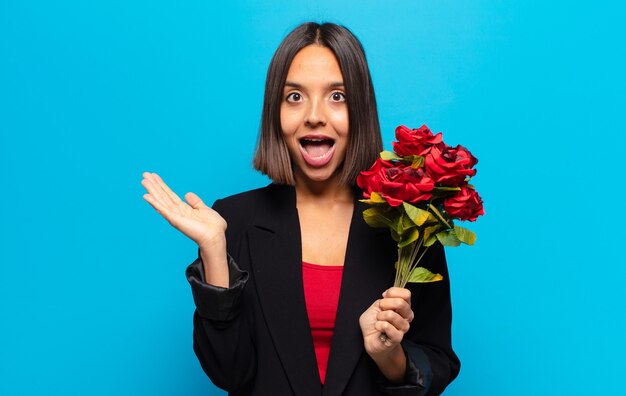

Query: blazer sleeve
[186,253,248,324]
[184,199,257,392]
[377,242,461,395]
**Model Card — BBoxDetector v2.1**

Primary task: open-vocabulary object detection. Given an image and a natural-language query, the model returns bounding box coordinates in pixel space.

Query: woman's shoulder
[213,183,295,247]
[212,183,294,225]
[213,183,292,209]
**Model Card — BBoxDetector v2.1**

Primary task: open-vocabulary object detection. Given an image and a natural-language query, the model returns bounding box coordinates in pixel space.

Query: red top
[302,261,344,384]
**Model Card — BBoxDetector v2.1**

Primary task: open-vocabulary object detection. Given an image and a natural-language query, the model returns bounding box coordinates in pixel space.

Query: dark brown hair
[252,22,382,186]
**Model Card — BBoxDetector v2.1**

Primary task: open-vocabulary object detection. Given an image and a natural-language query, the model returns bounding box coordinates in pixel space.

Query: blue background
[1,1,625,395]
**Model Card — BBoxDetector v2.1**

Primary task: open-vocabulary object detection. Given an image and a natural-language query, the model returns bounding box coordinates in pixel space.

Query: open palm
[141,172,226,249]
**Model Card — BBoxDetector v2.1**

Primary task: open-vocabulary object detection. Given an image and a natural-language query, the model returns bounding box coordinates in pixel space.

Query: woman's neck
[294,175,354,206]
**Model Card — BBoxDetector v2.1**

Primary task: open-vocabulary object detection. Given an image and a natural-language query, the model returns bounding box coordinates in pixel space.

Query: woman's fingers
[141,175,171,211]
[380,287,414,322]
[371,286,415,347]
[184,192,208,210]
[143,192,168,216]
[143,172,177,207]
[141,173,189,223]
[382,287,411,304]
[141,173,165,202]
[376,310,411,333]
[379,297,414,323]
[151,172,183,204]
[141,172,228,249]
[374,320,403,343]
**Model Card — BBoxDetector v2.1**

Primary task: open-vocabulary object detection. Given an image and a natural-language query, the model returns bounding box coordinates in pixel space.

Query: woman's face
[280,45,349,185]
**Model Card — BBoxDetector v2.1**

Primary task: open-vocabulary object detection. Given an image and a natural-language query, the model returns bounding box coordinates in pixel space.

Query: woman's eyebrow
[284,81,345,88]
[284,81,302,88]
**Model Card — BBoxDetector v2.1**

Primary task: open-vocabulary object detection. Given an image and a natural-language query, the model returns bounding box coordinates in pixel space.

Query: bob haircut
[253,22,382,186]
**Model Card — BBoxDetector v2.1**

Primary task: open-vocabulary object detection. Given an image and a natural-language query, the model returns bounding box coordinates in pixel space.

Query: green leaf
[407,267,444,283]
[424,235,438,247]
[370,192,387,203]
[363,207,397,229]
[398,228,420,248]
[436,230,461,247]
[454,225,476,245]
[428,204,453,229]
[390,228,400,242]
[399,155,424,168]
[432,186,461,193]
[411,156,425,168]
[400,213,415,231]
[423,224,441,242]
[380,151,402,161]
[359,191,388,205]
[402,202,433,226]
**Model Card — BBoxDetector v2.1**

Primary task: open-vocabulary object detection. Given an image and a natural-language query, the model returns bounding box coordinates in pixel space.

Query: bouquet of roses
[357,125,484,287]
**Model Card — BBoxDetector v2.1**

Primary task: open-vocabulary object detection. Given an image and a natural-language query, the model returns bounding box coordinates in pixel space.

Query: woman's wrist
[369,344,407,384]
[199,237,229,288]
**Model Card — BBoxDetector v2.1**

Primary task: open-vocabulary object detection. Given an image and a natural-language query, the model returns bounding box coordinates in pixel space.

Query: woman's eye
[330,91,346,102]
[286,92,302,102]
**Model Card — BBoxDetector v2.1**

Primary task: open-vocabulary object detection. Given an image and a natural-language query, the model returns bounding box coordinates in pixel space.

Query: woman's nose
[304,97,327,127]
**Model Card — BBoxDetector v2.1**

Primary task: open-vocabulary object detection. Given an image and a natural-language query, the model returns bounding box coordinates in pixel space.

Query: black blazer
[186,184,460,395]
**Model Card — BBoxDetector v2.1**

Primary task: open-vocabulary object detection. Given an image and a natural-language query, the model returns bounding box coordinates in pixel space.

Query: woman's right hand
[141,172,227,250]
[142,172,230,287]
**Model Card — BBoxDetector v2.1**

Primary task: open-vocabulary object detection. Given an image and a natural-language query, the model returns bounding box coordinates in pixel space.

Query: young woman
[141,22,460,395]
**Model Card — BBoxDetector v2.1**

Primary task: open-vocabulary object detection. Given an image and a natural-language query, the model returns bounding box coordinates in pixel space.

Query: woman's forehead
[285,45,344,85]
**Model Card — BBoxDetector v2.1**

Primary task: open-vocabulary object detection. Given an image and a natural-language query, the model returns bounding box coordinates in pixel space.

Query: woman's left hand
[359,287,414,357]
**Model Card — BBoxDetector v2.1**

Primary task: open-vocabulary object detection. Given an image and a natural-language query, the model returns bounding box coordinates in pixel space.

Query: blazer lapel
[247,185,322,395]
[322,199,396,396]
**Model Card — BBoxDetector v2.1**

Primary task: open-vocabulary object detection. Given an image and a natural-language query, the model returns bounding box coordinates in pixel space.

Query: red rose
[392,125,443,156]
[357,159,435,207]
[425,144,478,186]
[357,158,390,198]
[443,184,484,221]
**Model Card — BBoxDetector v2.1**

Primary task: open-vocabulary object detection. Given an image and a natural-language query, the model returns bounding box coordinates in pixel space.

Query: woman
[141,22,460,395]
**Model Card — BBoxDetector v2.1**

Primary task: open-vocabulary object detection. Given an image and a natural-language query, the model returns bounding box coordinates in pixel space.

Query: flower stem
[428,203,451,229]
[397,236,424,288]
[395,248,402,287]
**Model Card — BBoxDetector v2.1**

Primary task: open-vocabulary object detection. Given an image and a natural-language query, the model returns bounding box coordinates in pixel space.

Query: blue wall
[1,1,624,394]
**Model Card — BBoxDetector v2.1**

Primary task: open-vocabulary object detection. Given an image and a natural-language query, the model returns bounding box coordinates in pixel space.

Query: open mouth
[298,136,336,167]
